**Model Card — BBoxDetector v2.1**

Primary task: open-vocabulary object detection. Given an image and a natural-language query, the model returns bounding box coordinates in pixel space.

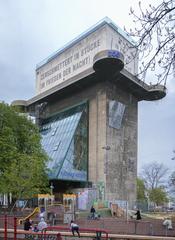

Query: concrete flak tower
[12,17,166,207]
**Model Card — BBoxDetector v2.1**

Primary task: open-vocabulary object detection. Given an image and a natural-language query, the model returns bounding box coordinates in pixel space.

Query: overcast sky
[0,0,174,173]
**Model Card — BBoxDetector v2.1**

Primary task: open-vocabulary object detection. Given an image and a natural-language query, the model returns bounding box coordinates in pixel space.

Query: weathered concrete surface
[105,82,137,204]
[28,77,137,205]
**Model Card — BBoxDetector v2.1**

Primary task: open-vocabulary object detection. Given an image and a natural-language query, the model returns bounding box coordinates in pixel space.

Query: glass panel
[108,100,125,129]
[40,103,88,181]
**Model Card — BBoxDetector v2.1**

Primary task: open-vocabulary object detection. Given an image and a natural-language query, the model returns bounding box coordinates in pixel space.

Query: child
[38,218,47,232]
[70,220,80,238]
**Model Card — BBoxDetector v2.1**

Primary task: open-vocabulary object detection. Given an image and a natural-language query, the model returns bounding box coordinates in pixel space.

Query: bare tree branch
[127,0,175,86]
[141,162,169,190]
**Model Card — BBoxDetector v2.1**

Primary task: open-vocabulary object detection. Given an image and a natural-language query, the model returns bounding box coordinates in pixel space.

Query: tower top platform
[12,18,166,107]
[35,17,139,96]
[36,17,135,70]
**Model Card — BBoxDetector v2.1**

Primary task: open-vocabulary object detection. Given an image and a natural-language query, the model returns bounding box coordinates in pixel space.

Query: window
[40,103,88,181]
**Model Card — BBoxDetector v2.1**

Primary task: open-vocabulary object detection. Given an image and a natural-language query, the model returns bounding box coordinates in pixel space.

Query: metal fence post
[4,214,7,240]
[96,231,102,240]
[149,223,153,235]
[165,224,168,236]
[14,216,17,240]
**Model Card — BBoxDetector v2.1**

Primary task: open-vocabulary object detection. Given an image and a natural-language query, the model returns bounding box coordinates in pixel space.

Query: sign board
[36,21,138,95]
[108,100,125,129]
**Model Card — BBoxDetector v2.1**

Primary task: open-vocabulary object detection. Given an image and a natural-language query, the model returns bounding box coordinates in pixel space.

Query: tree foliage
[128,0,175,85]
[141,162,169,190]
[0,102,49,199]
[148,187,168,205]
[138,162,169,206]
[137,177,147,201]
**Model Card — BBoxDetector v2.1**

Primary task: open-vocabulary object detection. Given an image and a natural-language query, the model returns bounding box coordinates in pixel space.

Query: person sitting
[24,218,32,231]
[70,220,80,238]
[38,218,47,232]
[163,217,173,230]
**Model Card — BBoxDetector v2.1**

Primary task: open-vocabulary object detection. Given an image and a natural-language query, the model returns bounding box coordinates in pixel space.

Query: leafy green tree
[149,187,168,206]
[137,178,147,201]
[0,102,49,200]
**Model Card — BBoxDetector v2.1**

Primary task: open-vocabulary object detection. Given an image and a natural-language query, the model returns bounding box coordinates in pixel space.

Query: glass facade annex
[40,103,88,181]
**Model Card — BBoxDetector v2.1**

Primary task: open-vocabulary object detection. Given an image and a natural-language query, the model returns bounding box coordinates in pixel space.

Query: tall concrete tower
[13,17,166,207]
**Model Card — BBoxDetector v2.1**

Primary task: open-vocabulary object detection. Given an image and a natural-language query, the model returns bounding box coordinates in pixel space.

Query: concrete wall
[105,82,138,205]
[38,79,138,205]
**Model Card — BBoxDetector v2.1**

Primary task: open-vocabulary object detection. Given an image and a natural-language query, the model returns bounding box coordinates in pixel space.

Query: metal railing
[47,225,109,240]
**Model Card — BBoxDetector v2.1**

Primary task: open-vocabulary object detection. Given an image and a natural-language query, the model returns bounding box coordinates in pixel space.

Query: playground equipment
[18,194,55,224]
[18,207,40,224]
[63,194,76,223]
[17,193,77,225]
[63,194,76,211]
[37,194,54,207]
[46,195,77,224]
[0,215,61,240]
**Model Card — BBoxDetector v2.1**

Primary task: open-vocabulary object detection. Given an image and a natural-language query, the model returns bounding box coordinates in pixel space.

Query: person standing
[135,209,142,220]
[70,220,80,238]
[90,206,96,219]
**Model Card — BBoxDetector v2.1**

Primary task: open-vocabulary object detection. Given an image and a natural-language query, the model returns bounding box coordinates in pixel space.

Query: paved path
[75,217,175,237]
